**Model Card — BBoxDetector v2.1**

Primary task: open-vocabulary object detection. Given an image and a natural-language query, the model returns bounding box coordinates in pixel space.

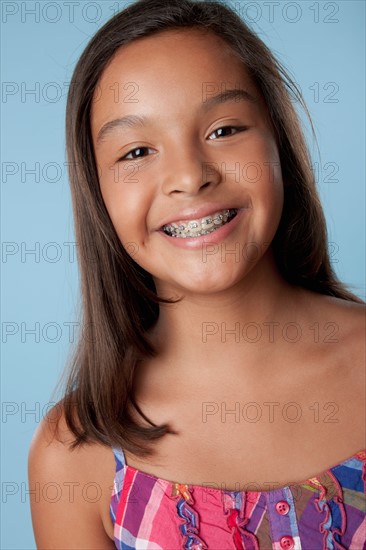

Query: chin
[169,272,245,296]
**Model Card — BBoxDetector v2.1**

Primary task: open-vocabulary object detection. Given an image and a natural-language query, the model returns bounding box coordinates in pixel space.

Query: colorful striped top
[110,446,366,549]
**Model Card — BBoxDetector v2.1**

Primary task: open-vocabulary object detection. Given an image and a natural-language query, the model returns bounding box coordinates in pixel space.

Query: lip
[158,207,249,250]
[157,203,247,230]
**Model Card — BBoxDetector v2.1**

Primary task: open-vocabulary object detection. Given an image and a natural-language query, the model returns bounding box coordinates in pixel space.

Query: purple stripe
[297,494,329,547]
[267,490,293,541]
[339,502,366,548]
[122,472,157,536]
[245,493,267,531]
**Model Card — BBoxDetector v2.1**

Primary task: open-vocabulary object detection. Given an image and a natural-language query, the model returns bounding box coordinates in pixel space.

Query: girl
[28,0,365,548]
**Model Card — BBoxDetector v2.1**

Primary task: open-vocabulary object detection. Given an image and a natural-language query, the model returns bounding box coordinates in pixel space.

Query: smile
[162,208,238,238]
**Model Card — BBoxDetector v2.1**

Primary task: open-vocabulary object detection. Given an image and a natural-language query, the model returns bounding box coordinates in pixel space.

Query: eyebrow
[95,89,257,146]
[96,114,146,146]
[202,88,257,112]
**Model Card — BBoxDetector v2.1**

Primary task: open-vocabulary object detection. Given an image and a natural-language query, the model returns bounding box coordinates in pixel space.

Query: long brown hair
[53,0,364,457]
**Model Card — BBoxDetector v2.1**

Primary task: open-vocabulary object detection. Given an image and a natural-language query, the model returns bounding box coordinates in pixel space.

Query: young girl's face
[91,29,284,296]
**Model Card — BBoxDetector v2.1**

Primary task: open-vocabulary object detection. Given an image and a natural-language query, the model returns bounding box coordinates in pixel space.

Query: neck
[146,249,307,377]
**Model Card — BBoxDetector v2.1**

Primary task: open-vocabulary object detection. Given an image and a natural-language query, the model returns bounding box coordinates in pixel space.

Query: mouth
[160,208,239,238]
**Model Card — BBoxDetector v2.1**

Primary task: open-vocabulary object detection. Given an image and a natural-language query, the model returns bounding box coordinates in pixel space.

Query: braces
[163,209,238,238]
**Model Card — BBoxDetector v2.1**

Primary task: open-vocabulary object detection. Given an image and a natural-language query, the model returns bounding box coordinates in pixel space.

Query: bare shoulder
[293,291,366,454]
[321,293,365,351]
[28,399,116,549]
[302,290,365,347]
[305,291,365,403]
[334,297,365,393]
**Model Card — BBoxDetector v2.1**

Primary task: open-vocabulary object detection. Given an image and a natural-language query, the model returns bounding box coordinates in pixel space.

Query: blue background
[1,1,365,547]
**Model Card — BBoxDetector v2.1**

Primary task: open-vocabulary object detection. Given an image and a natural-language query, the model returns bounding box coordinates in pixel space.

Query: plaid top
[110,446,366,549]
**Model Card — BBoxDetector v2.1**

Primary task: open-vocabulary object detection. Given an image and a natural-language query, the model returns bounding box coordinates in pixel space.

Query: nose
[160,141,221,196]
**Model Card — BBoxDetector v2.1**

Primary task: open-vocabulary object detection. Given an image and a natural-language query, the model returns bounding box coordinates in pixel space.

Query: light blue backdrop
[1,1,365,547]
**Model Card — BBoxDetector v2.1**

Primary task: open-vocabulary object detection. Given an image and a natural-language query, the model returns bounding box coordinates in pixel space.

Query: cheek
[245,134,284,232]
[253,133,283,195]
[99,173,151,247]
[224,130,283,188]
[260,159,284,228]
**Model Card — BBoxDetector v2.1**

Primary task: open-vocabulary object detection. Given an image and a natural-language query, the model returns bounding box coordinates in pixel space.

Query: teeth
[163,208,238,238]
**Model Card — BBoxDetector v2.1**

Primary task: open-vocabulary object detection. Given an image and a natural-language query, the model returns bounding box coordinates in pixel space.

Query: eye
[118,146,154,161]
[208,126,248,140]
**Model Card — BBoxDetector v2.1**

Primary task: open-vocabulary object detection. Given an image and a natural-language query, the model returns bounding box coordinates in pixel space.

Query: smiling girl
[28,0,365,548]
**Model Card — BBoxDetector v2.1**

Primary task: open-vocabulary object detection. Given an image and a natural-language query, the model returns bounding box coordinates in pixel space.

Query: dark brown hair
[53,0,364,456]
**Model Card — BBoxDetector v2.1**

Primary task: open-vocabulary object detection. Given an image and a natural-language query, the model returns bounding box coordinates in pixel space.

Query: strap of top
[110,446,126,524]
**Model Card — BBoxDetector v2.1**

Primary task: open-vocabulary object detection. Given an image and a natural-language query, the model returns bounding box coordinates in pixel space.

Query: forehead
[91,29,260,126]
